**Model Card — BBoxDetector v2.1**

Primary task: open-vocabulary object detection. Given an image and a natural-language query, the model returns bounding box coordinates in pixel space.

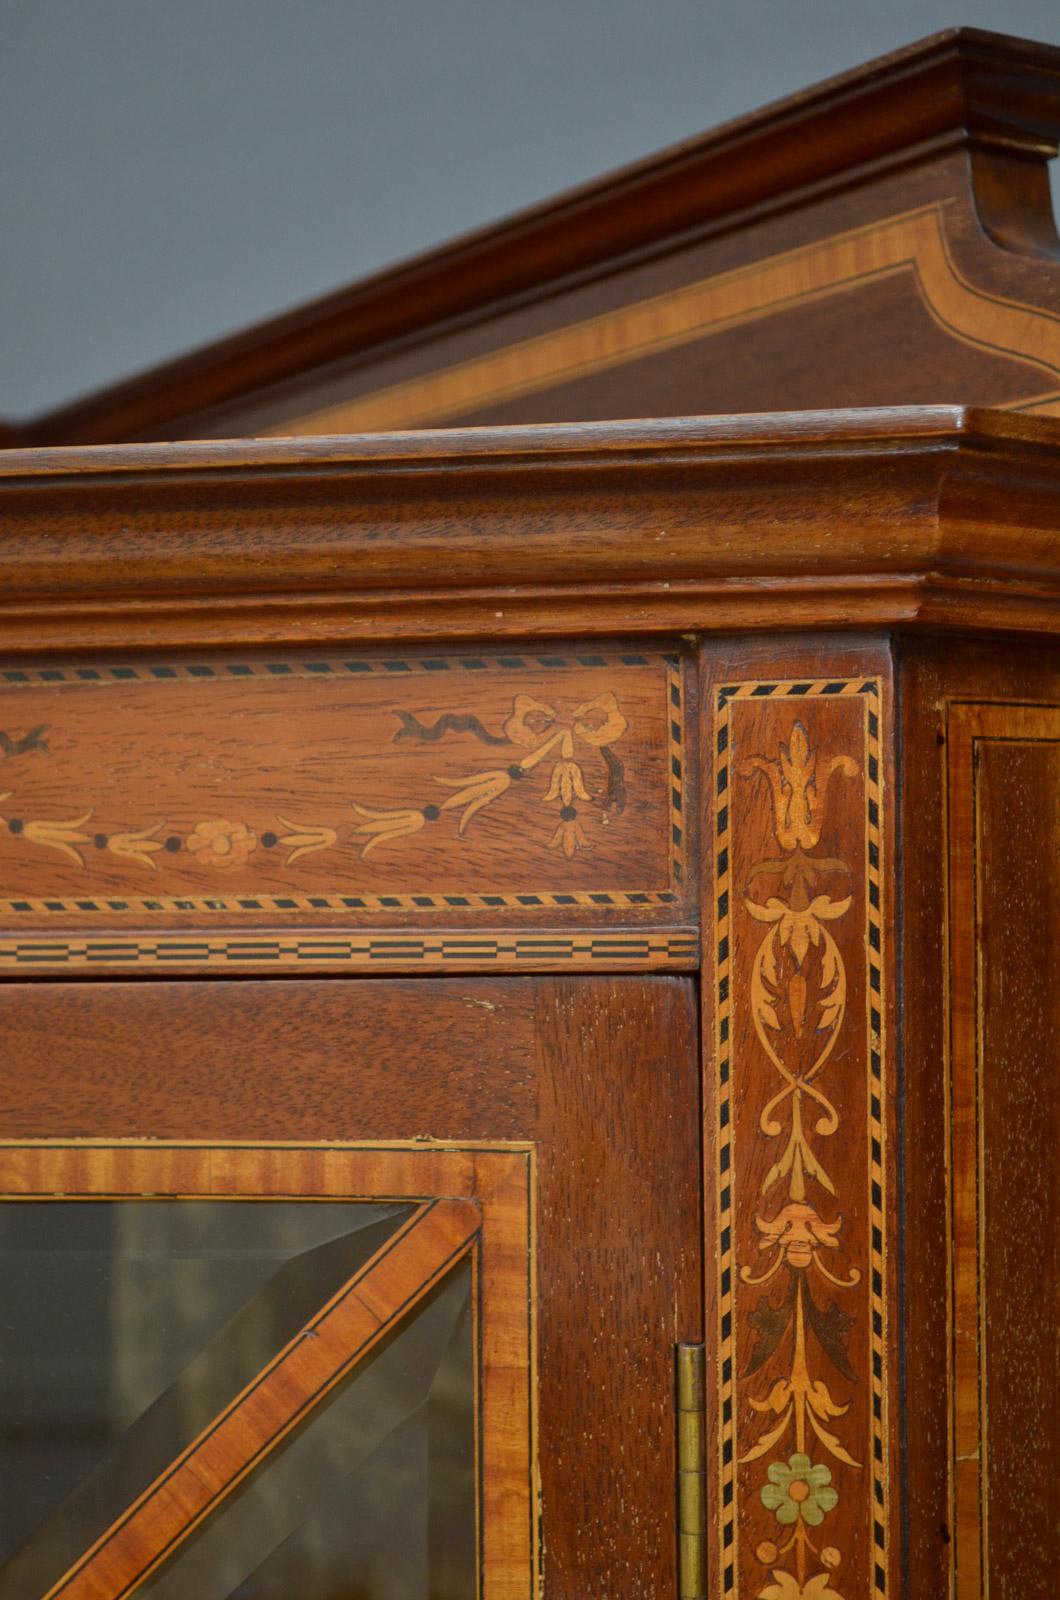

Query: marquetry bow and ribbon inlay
[0,654,684,918]
[714,679,889,1600]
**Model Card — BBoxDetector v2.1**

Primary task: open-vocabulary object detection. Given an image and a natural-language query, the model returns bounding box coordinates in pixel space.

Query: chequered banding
[864,686,888,1600]
[0,928,698,971]
[668,659,685,890]
[0,888,679,916]
[0,653,660,685]
[715,677,878,702]
[714,675,888,1600]
[714,686,737,1593]
[0,652,687,916]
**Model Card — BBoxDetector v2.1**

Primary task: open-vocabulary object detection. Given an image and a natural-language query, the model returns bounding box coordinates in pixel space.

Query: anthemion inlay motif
[714,679,888,1600]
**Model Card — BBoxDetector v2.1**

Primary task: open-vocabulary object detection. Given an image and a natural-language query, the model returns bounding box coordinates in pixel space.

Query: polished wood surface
[0,414,1056,1593]
[899,638,1060,1600]
[1,409,1058,980]
[0,651,682,922]
[947,701,1059,1600]
[258,203,1060,438]
[532,977,702,1594]
[699,635,898,1600]
[0,978,539,1140]
[5,29,1059,444]
[0,975,701,1598]
[0,411,1059,656]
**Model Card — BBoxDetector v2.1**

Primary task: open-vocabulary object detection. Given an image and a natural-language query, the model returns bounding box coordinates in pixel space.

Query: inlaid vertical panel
[704,661,896,1600]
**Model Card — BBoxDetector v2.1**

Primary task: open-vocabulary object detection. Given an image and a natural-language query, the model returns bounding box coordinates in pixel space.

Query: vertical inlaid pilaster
[702,647,898,1600]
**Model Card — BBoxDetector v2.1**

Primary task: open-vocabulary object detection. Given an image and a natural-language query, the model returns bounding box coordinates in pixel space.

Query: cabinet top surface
[2,401,1056,471]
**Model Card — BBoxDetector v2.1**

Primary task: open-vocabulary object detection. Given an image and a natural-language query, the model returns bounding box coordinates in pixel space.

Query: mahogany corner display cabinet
[0,408,1056,1600]
[1,27,1060,1600]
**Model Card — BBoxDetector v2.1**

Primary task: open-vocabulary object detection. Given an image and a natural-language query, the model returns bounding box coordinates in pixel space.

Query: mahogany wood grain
[898,636,1060,1600]
[0,405,1053,1600]
[533,976,701,1597]
[415,264,1057,432]
[255,199,1060,438]
[0,975,701,1599]
[969,729,1058,1599]
[8,30,1060,444]
[699,634,899,1600]
[0,412,1058,655]
[0,979,538,1140]
[0,651,680,925]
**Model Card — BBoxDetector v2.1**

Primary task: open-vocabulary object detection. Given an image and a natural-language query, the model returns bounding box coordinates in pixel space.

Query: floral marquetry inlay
[713,679,890,1600]
[0,654,684,919]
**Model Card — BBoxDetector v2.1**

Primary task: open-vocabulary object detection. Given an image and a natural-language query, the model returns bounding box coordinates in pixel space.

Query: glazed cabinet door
[0,974,700,1599]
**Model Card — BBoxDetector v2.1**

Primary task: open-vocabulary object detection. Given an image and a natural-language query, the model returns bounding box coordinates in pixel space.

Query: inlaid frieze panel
[0,651,684,923]
[711,677,892,1600]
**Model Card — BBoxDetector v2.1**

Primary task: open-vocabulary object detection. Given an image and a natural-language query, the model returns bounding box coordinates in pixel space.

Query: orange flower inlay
[186,818,257,869]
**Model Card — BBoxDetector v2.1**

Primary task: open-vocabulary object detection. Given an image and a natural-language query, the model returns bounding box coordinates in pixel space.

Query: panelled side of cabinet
[699,638,899,1600]
[900,639,1060,1600]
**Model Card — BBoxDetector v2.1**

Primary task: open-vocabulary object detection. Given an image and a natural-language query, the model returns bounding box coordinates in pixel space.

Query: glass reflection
[142,1261,475,1599]
[0,1200,475,1599]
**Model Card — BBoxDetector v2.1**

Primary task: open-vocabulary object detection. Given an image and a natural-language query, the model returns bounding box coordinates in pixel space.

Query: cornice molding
[0,408,1058,649]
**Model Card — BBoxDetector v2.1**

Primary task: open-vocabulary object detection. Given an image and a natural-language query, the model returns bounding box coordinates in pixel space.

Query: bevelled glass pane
[0,1199,475,1598]
[141,1259,475,1600]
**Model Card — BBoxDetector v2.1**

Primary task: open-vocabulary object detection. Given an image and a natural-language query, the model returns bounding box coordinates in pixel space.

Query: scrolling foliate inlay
[0,654,684,918]
[714,680,889,1600]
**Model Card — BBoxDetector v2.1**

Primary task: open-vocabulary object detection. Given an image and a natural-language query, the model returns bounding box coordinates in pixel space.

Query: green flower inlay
[760,1453,839,1527]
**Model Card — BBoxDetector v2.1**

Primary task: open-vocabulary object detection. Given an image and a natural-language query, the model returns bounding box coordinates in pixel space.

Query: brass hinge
[676,1342,706,1599]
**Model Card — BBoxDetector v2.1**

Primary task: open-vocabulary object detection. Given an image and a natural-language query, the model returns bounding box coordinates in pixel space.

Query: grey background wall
[2,0,1060,419]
